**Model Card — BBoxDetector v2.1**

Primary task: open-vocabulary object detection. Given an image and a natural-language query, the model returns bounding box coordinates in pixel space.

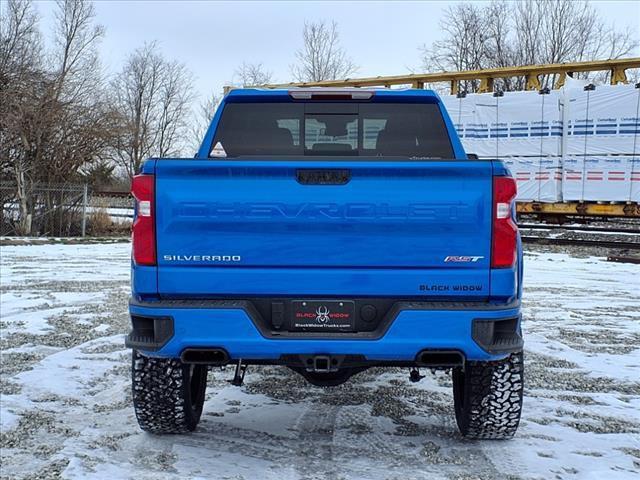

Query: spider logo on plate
[315,306,330,323]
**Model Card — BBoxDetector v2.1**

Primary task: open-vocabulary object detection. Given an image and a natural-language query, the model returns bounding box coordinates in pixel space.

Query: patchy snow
[0,243,130,285]
[1,242,639,479]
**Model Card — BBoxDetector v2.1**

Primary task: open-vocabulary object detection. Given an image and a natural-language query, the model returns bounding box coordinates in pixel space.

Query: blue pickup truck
[127,88,524,439]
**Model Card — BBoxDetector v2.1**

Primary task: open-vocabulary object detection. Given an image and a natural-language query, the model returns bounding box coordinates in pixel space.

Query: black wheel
[132,350,208,434]
[452,352,523,439]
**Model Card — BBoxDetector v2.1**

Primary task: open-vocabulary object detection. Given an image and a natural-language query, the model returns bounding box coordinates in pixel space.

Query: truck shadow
[164,366,502,478]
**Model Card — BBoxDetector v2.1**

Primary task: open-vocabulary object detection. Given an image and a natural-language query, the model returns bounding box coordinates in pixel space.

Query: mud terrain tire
[132,350,207,433]
[452,352,523,439]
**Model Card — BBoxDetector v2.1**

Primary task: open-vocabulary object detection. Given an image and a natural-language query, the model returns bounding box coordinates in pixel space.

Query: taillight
[492,176,517,268]
[131,174,156,265]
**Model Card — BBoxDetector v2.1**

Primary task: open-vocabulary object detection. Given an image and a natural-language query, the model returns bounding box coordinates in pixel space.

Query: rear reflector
[492,176,518,268]
[289,89,374,100]
[131,174,156,266]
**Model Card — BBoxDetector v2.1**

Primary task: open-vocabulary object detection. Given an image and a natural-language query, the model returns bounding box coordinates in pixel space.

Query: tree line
[1,0,637,235]
[420,0,638,91]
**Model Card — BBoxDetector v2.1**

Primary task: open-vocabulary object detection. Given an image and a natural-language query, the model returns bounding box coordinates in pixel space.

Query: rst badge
[444,256,484,263]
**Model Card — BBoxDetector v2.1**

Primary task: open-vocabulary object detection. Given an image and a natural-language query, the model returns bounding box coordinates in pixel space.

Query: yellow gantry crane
[264,57,640,95]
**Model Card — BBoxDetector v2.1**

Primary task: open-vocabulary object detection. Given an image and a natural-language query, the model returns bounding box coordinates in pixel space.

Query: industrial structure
[265,57,640,94]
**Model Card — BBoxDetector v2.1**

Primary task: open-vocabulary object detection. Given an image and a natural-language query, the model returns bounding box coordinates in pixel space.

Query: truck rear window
[210,102,454,158]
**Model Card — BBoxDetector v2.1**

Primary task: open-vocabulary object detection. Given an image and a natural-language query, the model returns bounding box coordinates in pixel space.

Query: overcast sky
[33,0,640,102]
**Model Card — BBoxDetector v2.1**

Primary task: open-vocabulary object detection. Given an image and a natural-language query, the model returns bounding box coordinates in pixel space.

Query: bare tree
[1,0,196,235]
[51,0,104,100]
[44,0,110,183]
[512,0,544,66]
[421,4,485,73]
[0,0,43,234]
[157,60,195,157]
[291,20,357,82]
[517,0,638,85]
[234,62,273,87]
[483,1,519,89]
[1,0,112,235]
[189,91,221,154]
[0,0,41,80]
[420,4,489,92]
[110,42,163,178]
[110,42,195,178]
[421,0,639,92]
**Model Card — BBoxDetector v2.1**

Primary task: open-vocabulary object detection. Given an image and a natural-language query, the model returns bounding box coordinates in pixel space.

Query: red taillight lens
[131,174,156,265]
[492,176,517,268]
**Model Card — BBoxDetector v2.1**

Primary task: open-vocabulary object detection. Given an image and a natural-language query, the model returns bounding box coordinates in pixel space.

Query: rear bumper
[127,299,522,362]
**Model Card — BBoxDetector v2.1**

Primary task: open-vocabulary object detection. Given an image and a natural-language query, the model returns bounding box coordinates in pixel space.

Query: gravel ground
[518,218,640,255]
[1,242,639,480]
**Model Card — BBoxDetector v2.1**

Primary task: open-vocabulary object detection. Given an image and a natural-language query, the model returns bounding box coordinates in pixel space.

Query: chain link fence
[1,183,132,237]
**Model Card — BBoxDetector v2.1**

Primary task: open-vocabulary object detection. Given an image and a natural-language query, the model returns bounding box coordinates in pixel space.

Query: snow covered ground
[1,242,639,480]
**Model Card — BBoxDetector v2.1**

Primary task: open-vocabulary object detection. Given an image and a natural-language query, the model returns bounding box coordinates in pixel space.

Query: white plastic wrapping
[503,157,563,202]
[632,158,640,202]
[564,84,640,155]
[442,94,476,142]
[440,85,640,203]
[441,90,563,158]
[562,156,638,202]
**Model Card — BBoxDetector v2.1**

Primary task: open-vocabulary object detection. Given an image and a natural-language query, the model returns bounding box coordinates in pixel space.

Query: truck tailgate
[155,159,492,298]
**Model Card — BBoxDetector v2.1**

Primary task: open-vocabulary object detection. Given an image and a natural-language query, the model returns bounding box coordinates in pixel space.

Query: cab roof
[224,88,442,103]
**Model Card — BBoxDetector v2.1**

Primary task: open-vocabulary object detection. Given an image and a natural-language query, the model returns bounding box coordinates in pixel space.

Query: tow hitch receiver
[312,355,332,372]
[297,354,342,373]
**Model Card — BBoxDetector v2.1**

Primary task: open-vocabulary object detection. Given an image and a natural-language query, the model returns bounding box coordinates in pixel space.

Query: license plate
[290,300,355,332]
